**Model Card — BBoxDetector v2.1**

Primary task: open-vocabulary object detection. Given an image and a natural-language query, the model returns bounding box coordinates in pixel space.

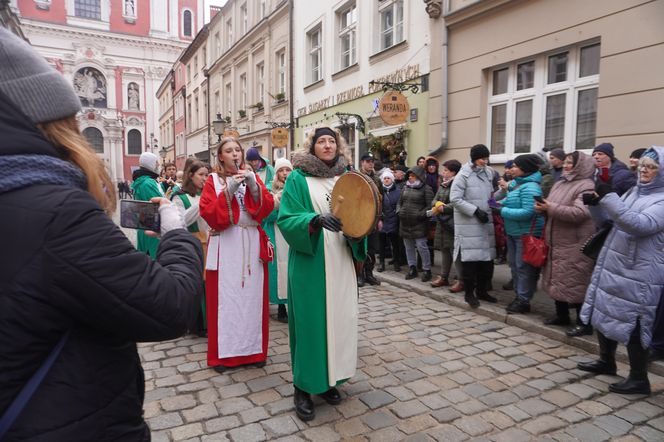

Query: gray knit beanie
[0,28,81,124]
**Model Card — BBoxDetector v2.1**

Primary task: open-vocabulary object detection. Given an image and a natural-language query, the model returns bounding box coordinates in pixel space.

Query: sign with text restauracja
[297,63,420,117]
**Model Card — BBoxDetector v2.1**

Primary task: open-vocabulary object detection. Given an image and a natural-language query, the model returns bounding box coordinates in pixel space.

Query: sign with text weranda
[271,128,289,147]
[379,91,409,125]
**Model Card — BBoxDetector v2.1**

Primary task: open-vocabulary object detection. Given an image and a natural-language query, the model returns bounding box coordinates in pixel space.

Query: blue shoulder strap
[0,331,70,438]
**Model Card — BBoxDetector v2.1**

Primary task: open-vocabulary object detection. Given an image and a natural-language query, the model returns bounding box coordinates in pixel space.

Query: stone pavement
[139,282,664,441]
[377,259,664,377]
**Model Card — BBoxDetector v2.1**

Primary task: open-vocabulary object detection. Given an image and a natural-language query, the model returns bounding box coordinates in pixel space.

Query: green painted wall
[294,90,430,168]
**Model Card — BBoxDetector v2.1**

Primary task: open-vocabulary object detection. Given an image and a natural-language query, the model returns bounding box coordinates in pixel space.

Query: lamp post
[159,146,168,161]
[213,113,226,142]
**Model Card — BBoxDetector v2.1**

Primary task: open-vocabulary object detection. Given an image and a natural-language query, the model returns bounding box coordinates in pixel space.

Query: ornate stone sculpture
[128,83,140,110]
[424,0,443,19]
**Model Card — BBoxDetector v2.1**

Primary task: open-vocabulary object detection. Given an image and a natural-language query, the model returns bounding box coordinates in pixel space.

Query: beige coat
[541,153,597,304]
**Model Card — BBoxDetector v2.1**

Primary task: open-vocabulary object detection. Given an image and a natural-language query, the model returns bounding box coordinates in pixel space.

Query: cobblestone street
[139,282,664,442]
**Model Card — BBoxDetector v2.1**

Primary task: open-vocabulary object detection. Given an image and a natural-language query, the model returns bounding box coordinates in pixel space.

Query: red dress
[199,173,274,368]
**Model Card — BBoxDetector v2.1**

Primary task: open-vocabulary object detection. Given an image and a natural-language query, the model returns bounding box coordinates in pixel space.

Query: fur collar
[292,152,348,178]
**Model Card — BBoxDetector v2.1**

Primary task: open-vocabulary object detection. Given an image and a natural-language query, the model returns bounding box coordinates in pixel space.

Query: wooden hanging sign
[223,129,240,139]
[379,91,409,125]
[271,127,289,147]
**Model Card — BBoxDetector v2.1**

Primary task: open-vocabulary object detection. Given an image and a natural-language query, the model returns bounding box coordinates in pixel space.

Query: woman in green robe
[131,152,165,259]
[277,127,366,422]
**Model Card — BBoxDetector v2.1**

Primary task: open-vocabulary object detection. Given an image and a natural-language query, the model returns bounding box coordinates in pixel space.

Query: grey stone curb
[376,271,664,377]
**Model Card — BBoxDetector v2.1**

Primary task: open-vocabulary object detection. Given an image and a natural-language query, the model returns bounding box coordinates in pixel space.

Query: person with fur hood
[577,146,664,396]
[397,165,435,282]
[535,152,596,336]
[277,127,366,421]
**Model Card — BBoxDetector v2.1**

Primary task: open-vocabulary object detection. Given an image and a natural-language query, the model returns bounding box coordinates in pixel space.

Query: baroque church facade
[12,0,203,181]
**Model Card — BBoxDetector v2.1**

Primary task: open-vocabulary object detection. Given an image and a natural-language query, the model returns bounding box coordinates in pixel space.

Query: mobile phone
[533,195,544,203]
[120,200,160,231]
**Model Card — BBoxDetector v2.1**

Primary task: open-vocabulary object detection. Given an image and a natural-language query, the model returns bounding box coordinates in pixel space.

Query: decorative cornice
[20,19,190,52]
[444,0,520,29]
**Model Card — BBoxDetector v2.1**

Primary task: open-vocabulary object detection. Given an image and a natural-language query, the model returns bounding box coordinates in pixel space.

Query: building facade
[205,0,290,166]
[292,0,431,168]
[428,0,664,165]
[15,0,203,181]
[156,69,175,164]
[181,24,209,167]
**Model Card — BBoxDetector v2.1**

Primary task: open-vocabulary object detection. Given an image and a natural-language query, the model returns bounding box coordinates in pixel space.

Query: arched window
[127,82,140,110]
[73,67,107,108]
[183,10,192,37]
[83,127,104,153]
[127,129,142,155]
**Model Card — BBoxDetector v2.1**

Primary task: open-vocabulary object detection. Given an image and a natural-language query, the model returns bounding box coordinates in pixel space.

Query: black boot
[577,332,617,375]
[277,304,288,323]
[567,305,593,336]
[377,259,385,273]
[365,269,380,286]
[544,301,571,326]
[405,266,418,280]
[421,270,432,282]
[294,386,315,421]
[609,331,651,395]
[476,281,497,303]
[506,297,530,314]
[318,387,342,405]
[357,275,365,288]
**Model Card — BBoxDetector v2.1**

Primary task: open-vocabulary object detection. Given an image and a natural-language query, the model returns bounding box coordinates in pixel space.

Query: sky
[205,0,228,23]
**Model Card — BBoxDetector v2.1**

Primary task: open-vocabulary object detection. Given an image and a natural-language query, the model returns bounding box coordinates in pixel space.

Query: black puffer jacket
[397,166,434,239]
[0,97,203,441]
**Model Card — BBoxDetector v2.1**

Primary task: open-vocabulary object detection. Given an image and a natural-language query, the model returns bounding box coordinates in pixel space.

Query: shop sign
[379,91,409,125]
[271,127,289,147]
[223,129,240,139]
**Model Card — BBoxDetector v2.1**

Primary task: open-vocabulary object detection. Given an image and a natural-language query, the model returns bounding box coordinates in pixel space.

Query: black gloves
[474,208,490,223]
[313,213,343,232]
[582,193,598,206]
[595,182,613,200]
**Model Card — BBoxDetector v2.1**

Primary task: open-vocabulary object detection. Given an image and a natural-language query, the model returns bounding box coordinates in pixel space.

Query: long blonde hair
[37,117,116,214]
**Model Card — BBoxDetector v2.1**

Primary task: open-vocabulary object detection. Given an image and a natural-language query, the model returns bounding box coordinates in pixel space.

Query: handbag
[522,216,548,267]
[580,225,611,260]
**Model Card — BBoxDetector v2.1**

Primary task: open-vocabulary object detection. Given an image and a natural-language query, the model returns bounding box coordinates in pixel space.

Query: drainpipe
[288,0,295,155]
[429,1,449,157]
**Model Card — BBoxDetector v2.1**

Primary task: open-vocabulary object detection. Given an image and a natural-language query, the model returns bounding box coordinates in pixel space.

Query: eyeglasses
[640,164,659,171]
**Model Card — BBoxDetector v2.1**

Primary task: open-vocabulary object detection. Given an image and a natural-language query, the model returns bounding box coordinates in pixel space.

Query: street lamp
[159,146,168,160]
[213,113,226,142]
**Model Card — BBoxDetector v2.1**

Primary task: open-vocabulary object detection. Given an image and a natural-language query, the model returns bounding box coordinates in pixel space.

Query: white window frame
[181,8,194,38]
[336,2,357,71]
[256,63,265,105]
[277,49,286,94]
[226,18,233,49]
[225,83,232,119]
[240,3,248,35]
[259,0,266,18]
[487,41,600,163]
[306,24,323,85]
[240,73,247,112]
[378,0,404,52]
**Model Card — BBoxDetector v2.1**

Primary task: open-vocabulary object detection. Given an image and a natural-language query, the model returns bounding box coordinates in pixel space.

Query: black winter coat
[397,167,435,239]
[0,96,204,441]
[380,184,401,234]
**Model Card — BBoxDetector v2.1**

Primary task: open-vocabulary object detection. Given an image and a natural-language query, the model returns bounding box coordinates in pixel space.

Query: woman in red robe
[200,137,274,372]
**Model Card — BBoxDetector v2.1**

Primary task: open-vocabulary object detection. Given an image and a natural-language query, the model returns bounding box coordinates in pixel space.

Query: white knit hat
[274,157,293,173]
[380,169,395,181]
[139,152,160,175]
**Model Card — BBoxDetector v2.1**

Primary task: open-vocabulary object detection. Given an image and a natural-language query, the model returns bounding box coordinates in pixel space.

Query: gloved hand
[226,176,241,195]
[313,213,343,232]
[582,193,598,206]
[474,208,490,223]
[595,182,613,200]
[156,198,185,235]
[490,206,502,216]
[244,170,258,192]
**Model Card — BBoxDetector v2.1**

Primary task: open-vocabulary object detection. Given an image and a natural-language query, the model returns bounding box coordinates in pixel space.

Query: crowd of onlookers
[366,142,664,396]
